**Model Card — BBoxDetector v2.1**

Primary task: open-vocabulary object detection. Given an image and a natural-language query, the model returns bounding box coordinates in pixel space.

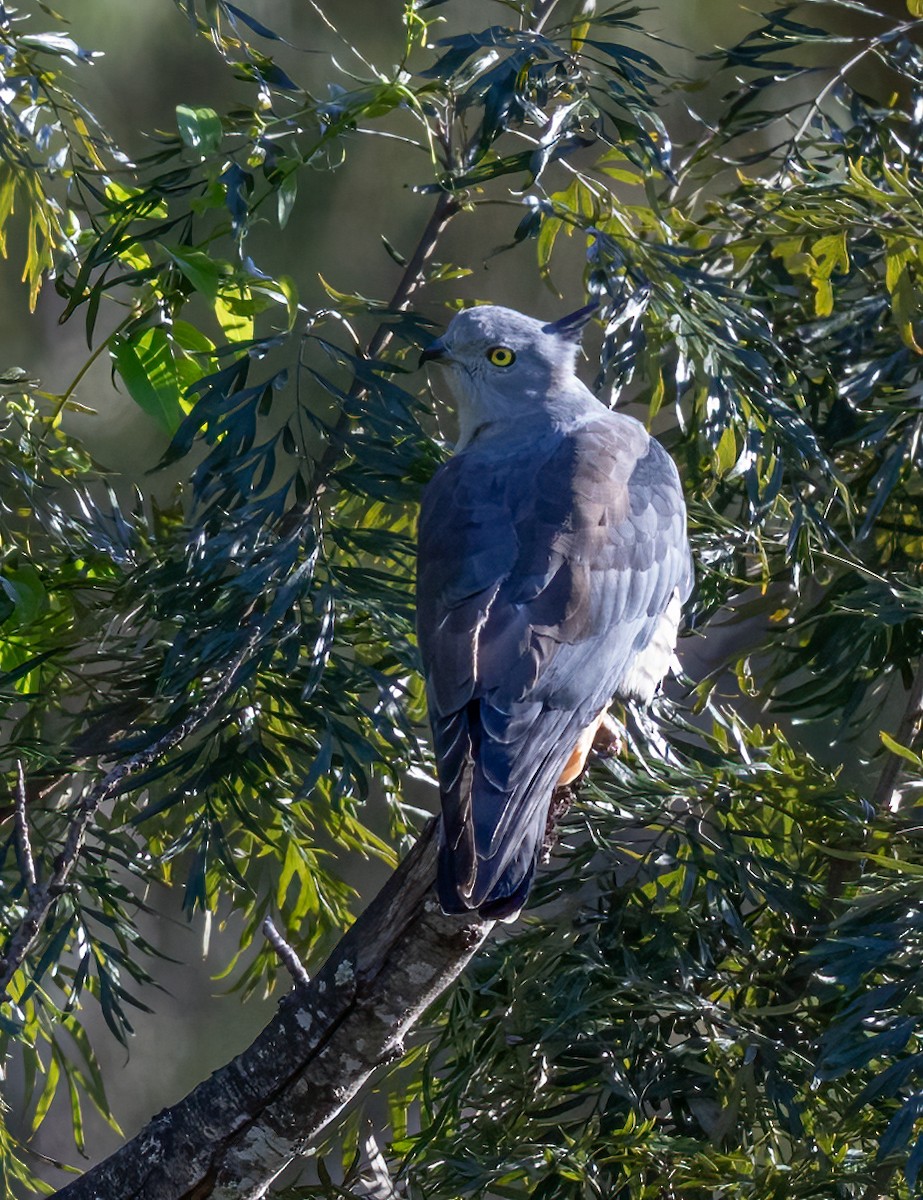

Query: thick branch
[52,820,494,1200]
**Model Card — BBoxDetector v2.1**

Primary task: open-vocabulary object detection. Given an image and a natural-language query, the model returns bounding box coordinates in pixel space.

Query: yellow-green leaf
[31,1053,60,1134]
[215,285,256,343]
[880,729,922,767]
[715,425,738,475]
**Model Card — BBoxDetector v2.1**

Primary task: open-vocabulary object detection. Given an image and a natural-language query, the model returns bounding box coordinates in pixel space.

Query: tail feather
[437,825,536,919]
[433,693,597,918]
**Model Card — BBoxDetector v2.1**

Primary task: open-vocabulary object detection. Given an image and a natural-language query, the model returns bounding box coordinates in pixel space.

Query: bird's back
[417,406,690,918]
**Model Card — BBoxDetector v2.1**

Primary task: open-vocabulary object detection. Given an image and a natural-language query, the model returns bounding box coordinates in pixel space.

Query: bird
[417,304,692,920]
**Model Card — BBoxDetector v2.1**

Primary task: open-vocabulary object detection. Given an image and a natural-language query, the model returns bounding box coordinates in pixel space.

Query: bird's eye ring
[487,346,516,368]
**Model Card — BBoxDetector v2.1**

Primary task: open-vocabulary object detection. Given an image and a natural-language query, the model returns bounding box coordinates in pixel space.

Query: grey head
[420,304,597,449]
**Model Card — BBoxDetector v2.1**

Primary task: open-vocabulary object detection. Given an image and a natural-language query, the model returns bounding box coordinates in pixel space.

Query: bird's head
[420,304,596,445]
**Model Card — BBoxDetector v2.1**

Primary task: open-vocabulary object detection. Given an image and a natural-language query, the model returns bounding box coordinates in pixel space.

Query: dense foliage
[1,0,922,1195]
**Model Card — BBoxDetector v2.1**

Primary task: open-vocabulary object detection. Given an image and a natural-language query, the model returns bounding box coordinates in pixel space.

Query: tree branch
[0,189,460,1006]
[0,640,257,1001]
[871,659,923,815]
[52,820,494,1200]
[826,658,923,904]
[13,759,37,897]
[531,0,561,33]
[308,187,460,492]
[262,916,311,990]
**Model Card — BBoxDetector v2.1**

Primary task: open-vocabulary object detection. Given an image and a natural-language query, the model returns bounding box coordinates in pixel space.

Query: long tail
[433,700,582,918]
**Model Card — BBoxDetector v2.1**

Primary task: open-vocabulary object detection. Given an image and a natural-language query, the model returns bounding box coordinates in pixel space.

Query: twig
[14,760,37,896]
[262,916,311,989]
[786,17,923,164]
[871,659,923,815]
[40,312,134,446]
[531,0,561,34]
[826,658,923,905]
[306,187,460,493]
[0,640,256,1002]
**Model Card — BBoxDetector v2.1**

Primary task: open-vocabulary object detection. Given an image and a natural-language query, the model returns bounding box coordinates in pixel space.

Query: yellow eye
[487,346,516,368]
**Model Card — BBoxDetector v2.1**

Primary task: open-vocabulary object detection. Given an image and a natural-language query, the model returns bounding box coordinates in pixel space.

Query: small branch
[0,640,257,1001]
[307,189,459,489]
[826,659,923,905]
[262,917,311,989]
[41,312,135,445]
[786,18,923,163]
[368,188,460,360]
[531,0,560,34]
[52,820,495,1200]
[14,760,37,895]
[871,659,923,815]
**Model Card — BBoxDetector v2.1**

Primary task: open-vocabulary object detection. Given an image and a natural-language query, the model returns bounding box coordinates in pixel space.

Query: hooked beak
[419,337,449,368]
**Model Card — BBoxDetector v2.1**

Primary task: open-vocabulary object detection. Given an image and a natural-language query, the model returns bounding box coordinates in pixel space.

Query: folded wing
[417,414,691,917]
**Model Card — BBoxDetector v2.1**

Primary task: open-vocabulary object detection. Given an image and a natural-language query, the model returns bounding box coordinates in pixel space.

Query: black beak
[419,338,448,368]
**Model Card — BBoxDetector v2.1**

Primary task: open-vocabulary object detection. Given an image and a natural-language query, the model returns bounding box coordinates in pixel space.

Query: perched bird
[417,305,692,919]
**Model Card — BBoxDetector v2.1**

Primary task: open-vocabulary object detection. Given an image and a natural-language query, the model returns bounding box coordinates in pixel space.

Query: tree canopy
[1,0,922,1196]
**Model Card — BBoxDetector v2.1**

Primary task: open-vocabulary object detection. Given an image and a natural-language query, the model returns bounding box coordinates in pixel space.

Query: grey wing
[417,417,690,915]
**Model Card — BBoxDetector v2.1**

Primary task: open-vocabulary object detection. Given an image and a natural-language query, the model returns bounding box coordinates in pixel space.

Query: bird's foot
[592,712,622,759]
[542,783,578,860]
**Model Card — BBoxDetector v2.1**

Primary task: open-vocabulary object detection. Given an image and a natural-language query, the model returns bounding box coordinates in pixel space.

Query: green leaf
[162,245,223,299]
[111,327,188,432]
[30,1053,60,1135]
[277,173,298,229]
[176,104,223,155]
[0,565,48,627]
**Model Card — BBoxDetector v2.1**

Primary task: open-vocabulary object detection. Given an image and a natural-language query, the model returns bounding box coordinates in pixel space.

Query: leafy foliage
[0,0,922,1196]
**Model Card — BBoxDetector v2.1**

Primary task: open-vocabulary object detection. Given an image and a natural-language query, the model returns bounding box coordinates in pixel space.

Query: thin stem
[41,312,135,445]
[307,187,460,492]
[14,760,37,896]
[872,659,923,815]
[0,639,256,1001]
[531,0,561,34]
[784,16,923,170]
[262,917,311,989]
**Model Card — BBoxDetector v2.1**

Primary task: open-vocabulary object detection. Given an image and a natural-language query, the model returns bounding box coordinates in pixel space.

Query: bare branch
[826,658,923,904]
[262,917,311,989]
[871,659,923,815]
[52,820,494,1200]
[531,0,561,34]
[308,188,460,493]
[14,759,37,896]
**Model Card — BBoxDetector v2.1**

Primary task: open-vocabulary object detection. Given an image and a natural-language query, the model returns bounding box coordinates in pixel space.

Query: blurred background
[0,0,913,1189]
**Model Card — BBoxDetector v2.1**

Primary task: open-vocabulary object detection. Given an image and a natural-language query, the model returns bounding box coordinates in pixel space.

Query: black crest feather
[541,302,600,344]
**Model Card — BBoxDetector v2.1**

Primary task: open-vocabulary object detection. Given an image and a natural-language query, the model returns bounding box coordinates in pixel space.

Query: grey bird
[417,304,692,919]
